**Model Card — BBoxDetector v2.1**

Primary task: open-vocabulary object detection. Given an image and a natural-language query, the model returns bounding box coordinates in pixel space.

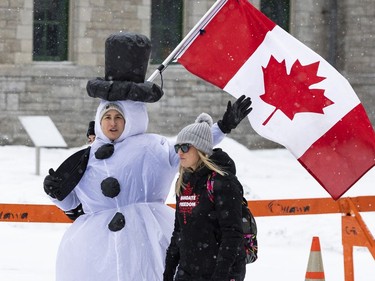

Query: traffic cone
[305,236,325,281]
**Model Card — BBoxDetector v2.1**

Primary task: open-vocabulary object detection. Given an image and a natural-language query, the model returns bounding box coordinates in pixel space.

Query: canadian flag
[177,0,375,199]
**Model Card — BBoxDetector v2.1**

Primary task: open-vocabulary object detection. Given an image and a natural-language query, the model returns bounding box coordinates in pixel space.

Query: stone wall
[69,0,152,66]
[340,0,375,117]
[0,0,33,64]
[0,64,98,145]
[0,0,374,149]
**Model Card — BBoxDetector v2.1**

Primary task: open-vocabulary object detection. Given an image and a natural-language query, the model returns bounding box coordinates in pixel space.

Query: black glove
[218,95,253,134]
[43,147,91,201]
[64,203,85,221]
[43,168,63,199]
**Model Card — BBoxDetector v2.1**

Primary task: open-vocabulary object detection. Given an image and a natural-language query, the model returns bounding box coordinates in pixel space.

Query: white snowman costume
[51,99,224,281]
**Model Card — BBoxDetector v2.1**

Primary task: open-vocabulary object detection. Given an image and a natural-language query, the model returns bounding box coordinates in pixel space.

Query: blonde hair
[175,150,227,196]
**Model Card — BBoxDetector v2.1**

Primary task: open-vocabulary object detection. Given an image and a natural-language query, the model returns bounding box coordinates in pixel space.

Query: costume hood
[93,100,148,144]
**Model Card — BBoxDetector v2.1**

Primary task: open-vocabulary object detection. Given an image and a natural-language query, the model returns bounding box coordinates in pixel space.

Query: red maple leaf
[260,56,334,126]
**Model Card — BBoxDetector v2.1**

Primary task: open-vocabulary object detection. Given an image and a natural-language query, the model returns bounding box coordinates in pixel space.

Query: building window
[151,0,183,64]
[33,0,69,61]
[261,0,290,32]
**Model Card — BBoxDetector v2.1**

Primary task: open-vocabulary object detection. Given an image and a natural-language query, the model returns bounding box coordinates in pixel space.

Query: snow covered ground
[0,138,374,280]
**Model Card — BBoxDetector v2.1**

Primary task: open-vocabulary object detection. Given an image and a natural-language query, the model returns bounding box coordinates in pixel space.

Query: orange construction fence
[1,196,374,281]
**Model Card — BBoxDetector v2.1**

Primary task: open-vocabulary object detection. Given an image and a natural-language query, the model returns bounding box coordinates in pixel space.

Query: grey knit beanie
[176,113,213,156]
[99,102,124,122]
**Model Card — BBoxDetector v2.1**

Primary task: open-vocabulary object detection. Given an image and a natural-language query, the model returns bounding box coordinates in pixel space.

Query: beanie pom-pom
[195,113,213,127]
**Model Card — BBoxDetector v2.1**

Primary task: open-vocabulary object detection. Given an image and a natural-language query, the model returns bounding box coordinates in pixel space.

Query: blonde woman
[164,113,247,281]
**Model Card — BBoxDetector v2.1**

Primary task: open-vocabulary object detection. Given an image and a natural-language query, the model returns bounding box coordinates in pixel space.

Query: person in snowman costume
[43,32,252,281]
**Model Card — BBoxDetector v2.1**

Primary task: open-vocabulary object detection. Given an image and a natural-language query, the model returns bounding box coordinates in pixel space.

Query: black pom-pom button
[95,143,114,159]
[101,177,121,198]
[108,212,125,231]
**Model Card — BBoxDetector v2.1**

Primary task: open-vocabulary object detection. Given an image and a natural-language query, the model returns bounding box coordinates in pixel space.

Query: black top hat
[86,31,163,103]
[105,32,151,83]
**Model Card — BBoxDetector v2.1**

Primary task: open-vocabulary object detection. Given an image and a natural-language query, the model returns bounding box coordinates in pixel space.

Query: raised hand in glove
[43,168,63,199]
[218,95,253,134]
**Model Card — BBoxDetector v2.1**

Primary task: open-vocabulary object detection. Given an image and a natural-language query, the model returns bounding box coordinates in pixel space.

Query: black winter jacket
[164,148,246,281]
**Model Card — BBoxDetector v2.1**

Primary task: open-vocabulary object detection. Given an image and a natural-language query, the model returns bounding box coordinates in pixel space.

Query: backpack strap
[206,172,216,203]
[207,171,258,264]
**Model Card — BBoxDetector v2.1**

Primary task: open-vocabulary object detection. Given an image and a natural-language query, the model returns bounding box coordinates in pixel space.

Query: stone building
[0,0,374,149]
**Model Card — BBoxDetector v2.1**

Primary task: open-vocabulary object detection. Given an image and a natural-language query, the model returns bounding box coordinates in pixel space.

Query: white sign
[18,116,67,148]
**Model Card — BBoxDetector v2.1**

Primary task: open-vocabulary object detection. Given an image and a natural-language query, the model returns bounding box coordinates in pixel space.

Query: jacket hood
[93,100,148,145]
[210,148,237,175]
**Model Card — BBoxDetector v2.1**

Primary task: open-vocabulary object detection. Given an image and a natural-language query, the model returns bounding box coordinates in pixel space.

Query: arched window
[261,0,290,31]
[33,0,69,61]
[151,0,183,64]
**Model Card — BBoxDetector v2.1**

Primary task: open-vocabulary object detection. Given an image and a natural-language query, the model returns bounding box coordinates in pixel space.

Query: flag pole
[147,0,228,82]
